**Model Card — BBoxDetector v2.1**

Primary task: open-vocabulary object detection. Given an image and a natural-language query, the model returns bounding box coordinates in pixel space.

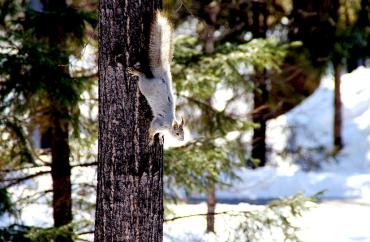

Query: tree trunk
[95,1,163,241]
[251,73,268,168]
[334,64,343,150]
[250,1,268,168]
[202,2,219,233]
[43,1,73,240]
[50,113,73,242]
[206,184,216,233]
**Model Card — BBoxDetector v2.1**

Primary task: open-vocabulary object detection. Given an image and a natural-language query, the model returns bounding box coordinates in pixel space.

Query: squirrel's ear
[172,122,178,129]
[180,117,185,126]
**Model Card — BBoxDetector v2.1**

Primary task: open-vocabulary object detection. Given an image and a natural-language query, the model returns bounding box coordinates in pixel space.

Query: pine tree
[0,0,96,240]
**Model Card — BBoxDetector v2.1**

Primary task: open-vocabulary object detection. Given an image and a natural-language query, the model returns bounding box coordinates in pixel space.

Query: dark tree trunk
[42,1,73,240]
[50,123,72,225]
[250,1,268,168]
[95,1,163,241]
[50,112,73,242]
[333,64,343,150]
[251,73,268,168]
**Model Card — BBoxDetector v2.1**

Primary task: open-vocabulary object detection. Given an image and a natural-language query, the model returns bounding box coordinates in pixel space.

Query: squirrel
[128,11,184,145]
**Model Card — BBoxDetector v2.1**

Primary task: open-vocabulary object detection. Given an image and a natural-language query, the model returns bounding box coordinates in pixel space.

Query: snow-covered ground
[165,66,370,241]
[164,200,370,242]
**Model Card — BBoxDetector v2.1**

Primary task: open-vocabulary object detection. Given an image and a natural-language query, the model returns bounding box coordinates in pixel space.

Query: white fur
[128,11,183,143]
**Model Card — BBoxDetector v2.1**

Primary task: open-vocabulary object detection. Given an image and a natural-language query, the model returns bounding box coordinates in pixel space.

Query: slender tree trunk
[50,112,73,242]
[251,73,268,168]
[334,63,343,150]
[250,1,268,168]
[42,1,73,240]
[50,121,72,226]
[95,1,163,241]
[206,184,216,233]
[202,2,219,233]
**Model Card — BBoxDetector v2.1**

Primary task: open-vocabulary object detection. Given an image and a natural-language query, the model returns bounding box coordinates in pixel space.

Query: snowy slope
[217,66,370,201]
[164,66,370,242]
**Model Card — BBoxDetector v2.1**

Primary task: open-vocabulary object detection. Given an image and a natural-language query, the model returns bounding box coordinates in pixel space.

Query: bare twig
[71,161,98,168]
[165,210,250,222]
[3,170,50,188]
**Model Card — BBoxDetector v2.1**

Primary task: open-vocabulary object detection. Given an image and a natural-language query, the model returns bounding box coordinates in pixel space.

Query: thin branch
[164,210,251,222]
[3,170,50,188]
[78,230,94,235]
[71,161,97,168]
[0,164,50,173]
[17,189,52,206]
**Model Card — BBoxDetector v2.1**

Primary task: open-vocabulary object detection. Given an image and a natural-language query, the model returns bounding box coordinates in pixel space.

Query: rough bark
[95,1,163,241]
[334,64,343,150]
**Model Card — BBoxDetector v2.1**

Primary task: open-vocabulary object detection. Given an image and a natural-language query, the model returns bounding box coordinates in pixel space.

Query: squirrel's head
[171,117,185,141]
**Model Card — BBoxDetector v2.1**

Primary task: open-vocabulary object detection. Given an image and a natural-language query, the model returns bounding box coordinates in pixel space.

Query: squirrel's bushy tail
[149,11,173,77]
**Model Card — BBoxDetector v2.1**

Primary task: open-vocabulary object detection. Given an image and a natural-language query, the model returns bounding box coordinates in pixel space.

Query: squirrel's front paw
[127,67,140,77]
[127,62,143,76]
[159,134,164,145]
[148,128,156,146]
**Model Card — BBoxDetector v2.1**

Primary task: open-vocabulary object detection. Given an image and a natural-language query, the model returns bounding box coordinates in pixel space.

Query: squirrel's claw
[159,134,164,145]
[148,128,164,146]
[127,67,140,77]
[148,128,156,146]
[127,62,142,76]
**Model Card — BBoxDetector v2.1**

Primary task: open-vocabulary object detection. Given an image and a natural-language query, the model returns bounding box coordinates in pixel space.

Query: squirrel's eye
[176,132,179,135]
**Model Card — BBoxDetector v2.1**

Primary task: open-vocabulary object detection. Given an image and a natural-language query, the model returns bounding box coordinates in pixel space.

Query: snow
[297,200,370,242]
[214,67,370,202]
[164,200,370,242]
[2,66,370,242]
[166,66,370,241]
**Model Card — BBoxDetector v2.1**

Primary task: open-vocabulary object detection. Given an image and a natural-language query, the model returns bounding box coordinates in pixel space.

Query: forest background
[0,0,369,241]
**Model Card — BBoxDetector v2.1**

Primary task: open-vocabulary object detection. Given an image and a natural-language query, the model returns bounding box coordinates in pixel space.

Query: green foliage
[24,220,92,242]
[0,116,34,166]
[0,224,31,242]
[165,35,293,200]
[0,0,96,160]
[231,193,318,242]
[165,139,242,199]
[25,224,74,242]
[0,0,97,237]
[0,188,15,217]
[173,36,291,98]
